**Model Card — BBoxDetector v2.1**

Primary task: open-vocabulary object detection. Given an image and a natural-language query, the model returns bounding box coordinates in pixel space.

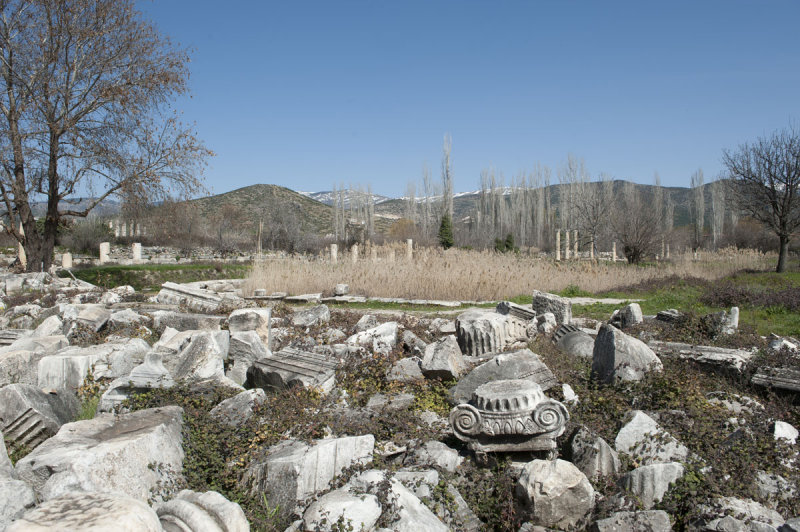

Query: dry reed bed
[246,246,774,301]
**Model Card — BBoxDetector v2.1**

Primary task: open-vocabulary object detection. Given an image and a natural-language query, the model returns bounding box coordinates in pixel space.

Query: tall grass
[246,246,774,301]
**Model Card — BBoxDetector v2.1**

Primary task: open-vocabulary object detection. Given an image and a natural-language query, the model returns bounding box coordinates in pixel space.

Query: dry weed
[246,245,774,301]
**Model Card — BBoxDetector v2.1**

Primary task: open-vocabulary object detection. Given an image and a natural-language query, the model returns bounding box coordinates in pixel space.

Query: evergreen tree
[438,214,454,249]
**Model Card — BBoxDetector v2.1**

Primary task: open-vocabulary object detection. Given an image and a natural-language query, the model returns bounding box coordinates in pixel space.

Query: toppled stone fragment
[156,281,225,313]
[228,308,272,347]
[242,435,374,511]
[450,379,568,457]
[590,510,672,532]
[421,335,468,380]
[554,324,595,359]
[7,492,162,532]
[156,489,249,532]
[615,410,688,464]
[618,462,684,509]
[455,310,528,357]
[532,290,572,325]
[387,356,424,383]
[592,324,662,383]
[346,321,399,354]
[291,305,330,327]
[0,384,79,452]
[449,348,557,405]
[210,389,267,427]
[619,303,643,328]
[98,352,175,412]
[227,331,270,385]
[152,311,224,332]
[515,459,595,529]
[246,347,337,394]
[567,426,621,480]
[15,406,184,502]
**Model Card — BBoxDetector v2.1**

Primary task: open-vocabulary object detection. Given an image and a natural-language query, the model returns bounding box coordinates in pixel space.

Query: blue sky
[139,1,800,197]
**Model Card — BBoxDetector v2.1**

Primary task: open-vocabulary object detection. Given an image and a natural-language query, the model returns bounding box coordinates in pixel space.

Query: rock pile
[0,280,796,531]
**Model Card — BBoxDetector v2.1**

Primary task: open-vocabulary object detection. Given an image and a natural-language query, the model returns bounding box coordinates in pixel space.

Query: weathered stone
[516,459,595,529]
[592,324,662,383]
[532,290,572,325]
[242,435,374,510]
[98,352,175,412]
[402,329,427,356]
[405,440,464,472]
[615,410,689,464]
[366,392,415,412]
[449,348,557,405]
[246,347,337,394]
[291,305,330,327]
[349,470,449,531]
[451,379,568,456]
[70,304,112,332]
[704,307,740,336]
[7,492,162,532]
[228,308,271,346]
[395,469,439,499]
[355,313,379,332]
[656,309,683,323]
[387,356,425,383]
[108,308,152,328]
[228,331,270,385]
[696,497,785,529]
[537,312,558,334]
[210,389,267,427]
[15,406,184,502]
[0,429,12,476]
[0,329,30,347]
[156,489,249,532]
[31,315,63,337]
[0,384,79,452]
[768,334,799,353]
[455,309,528,357]
[302,488,381,532]
[334,283,350,296]
[429,317,457,334]
[421,335,468,380]
[156,281,225,313]
[618,462,684,509]
[567,426,621,480]
[773,420,798,445]
[649,341,755,373]
[751,366,800,394]
[0,477,36,531]
[497,300,537,321]
[173,331,230,383]
[755,470,797,502]
[38,338,151,391]
[619,303,643,328]
[346,321,399,354]
[152,310,224,332]
[554,324,595,359]
[590,510,672,532]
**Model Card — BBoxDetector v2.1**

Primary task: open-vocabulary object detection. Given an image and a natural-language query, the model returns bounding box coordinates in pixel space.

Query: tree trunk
[777,235,790,273]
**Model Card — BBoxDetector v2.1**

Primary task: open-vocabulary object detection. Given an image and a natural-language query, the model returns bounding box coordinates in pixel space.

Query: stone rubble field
[0,273,798,531]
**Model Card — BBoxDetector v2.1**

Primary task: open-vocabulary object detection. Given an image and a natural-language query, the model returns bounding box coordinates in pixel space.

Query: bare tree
[441,134,454,221]
[710,178,725,249]
[611,181,661,263]
[689,169,705,250]
[0,0,209,270]
[723,124,800,272]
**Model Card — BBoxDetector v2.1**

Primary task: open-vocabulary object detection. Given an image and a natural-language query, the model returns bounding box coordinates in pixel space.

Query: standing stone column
[330,244,338,264]
[371,247,377,263]
[590,240,594,260]
[114,221,120,238]
[555,230,561,261]
[612,242,617,262]
[132,243,142,262]
[573,230,578,258]
[406,239,413,261]
[120,222,127,238]
[565,230,571,260]
[661,237,665,261]
[351,244,358,264]
[62,252,72,269]
[17,222,26,270]
[99,242,110,264]
[666,244,670,259]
